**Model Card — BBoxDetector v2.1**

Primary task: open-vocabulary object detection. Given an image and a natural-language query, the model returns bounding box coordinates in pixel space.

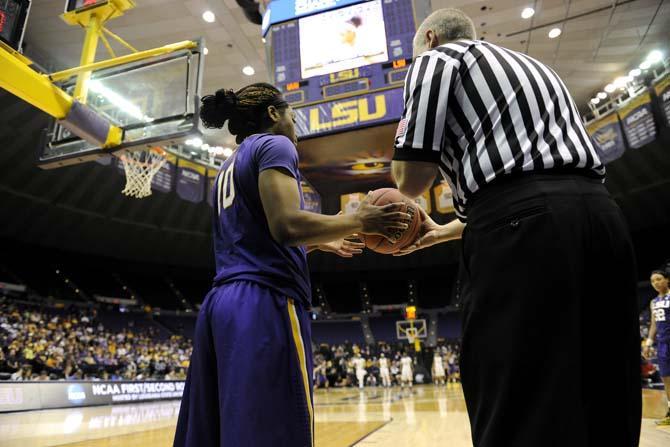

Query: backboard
[38,39,205,169]
[396,319,427,341]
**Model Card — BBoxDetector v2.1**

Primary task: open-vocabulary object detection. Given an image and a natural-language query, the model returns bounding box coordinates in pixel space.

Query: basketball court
[0,386,668,447]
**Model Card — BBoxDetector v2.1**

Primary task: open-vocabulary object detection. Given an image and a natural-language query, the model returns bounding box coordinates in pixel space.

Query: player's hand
[320,236,365,258]
[393,207,454,256]
[356,192,411,242]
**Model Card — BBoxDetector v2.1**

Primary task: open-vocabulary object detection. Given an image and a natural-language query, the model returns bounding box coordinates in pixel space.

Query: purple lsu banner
[207,168,219,208]
[653,74,670,128]
[177,159,206,203]
[294,87,405,138]
[152,153,177,193]
[617,91,657,149]
[586,112,626,164]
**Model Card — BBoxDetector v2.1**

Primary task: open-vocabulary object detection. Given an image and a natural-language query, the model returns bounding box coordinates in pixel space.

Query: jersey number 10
[218,161,235,212]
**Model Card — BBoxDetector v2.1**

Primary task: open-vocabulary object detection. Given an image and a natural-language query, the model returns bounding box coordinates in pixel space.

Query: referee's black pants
[459,174,641,447]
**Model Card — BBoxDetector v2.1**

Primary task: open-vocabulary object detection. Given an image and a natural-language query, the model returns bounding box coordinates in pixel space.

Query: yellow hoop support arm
[0,48,123,148]
[0,47,73,119]
[47,41,198,83]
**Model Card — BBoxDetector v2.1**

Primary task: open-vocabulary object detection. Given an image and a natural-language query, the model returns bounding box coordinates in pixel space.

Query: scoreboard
[263,0,430,139]
[0,0,31,51]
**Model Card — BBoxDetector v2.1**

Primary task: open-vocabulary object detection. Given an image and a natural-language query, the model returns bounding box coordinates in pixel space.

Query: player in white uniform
[379,353,391,387]
[354,354,367,389]
[432,351,446,386]
[400,353,413,388]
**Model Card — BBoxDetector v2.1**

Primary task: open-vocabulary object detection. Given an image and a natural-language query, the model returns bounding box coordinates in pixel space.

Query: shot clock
[0,0,31,51]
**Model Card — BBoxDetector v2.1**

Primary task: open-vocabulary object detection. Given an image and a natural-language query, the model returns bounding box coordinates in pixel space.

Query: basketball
[362,188,422,254]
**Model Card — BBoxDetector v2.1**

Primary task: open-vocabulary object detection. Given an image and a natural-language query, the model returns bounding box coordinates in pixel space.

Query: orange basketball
[362,188,422,254]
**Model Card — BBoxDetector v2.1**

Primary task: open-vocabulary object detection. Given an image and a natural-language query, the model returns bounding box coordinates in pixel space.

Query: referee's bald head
[413,8,477,57]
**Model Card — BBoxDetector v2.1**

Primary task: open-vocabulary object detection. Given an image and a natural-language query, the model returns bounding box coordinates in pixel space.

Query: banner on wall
[414,190,431,213]
[617,91,657,149]
[152,152,178,193]
[340,192,367,215]
[206,168,219,208]
[433,182,455,214]
[653,74,670,128]
[301,181,322,213]
[176,159,206,203]
[294,88,404,138]
[586,112,626,164]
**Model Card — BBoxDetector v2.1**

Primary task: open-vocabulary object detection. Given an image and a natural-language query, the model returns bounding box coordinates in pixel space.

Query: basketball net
[406,327,417,345]
[119,148,167,198]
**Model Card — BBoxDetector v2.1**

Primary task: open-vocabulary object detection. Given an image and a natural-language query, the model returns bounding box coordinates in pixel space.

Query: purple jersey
[211,133,311,306]
[652,293,670,343]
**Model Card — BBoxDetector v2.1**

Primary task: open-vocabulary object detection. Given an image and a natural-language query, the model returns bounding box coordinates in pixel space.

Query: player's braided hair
[200,83,289,144]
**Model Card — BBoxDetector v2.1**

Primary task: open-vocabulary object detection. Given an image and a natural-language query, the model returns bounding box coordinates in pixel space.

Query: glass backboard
[39,40,205,169]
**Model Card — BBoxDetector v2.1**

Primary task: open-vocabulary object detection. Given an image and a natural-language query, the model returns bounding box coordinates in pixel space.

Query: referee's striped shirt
[393,39,605,221]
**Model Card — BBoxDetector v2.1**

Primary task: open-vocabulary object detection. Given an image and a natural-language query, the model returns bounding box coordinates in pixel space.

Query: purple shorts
[658,341,670,377]
[174,281,313,447]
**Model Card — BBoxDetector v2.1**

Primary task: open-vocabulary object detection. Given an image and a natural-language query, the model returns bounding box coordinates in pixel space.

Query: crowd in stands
[312,341,461,388]
[0,301,191,381]
[0,298,463,386]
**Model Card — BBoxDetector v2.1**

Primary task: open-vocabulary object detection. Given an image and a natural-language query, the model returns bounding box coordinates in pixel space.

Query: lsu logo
[309,95,387,132]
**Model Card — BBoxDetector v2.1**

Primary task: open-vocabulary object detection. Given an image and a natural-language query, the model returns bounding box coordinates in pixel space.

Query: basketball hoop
[119,148,167,198]
[406,328,417,345]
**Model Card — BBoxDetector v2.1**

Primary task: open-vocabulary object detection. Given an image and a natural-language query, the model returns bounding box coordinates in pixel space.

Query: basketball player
[391,8,640,446]
[379,353,391,387]
[446,351,457,384]
[173,83,411,447]
[432,350,446,386]
[400,352,413,388]
[354,353,367,389]
[644,270,670,425]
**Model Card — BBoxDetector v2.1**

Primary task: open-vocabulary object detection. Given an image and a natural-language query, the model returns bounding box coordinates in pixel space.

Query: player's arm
[305,238,365,258]
[390,51,465,255]
[256,136,410,246]
[645,302,656,357]
[260,168,409,246]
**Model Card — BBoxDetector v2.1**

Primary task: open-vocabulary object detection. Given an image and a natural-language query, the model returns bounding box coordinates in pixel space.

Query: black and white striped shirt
[393,40,605,221]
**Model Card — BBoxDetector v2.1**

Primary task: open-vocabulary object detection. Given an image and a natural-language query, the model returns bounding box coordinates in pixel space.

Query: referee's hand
[393,207,455,256]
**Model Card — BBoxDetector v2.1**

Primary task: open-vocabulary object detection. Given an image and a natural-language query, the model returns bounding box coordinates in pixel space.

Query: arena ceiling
[1,0,669,272]
[23,0,670,142]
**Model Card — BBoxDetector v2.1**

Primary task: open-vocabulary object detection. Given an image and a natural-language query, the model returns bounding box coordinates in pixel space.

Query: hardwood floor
[0,385,667,447]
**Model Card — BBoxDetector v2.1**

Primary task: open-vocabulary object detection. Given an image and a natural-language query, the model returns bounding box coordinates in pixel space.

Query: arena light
[590,97,600,105]
[202,10,215,23]
[640,60,651,70]
[647,50,663,64]
[548,28,562,39]
[89,80,153,123]
[203,47,209,55]
[521,7,535,19]
[628,68,641,77]
[613,76,631,87]
[604,83,616,93]
[186,137,203,148]
[597,92,607,100]
[242,65,255,76]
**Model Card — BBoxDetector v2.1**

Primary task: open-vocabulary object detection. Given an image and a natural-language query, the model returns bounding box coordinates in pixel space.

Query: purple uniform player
[646,269,670,425]
[174,83,411,447]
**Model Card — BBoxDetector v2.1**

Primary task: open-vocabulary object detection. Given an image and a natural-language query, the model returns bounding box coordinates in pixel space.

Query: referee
[392,9,640,447]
